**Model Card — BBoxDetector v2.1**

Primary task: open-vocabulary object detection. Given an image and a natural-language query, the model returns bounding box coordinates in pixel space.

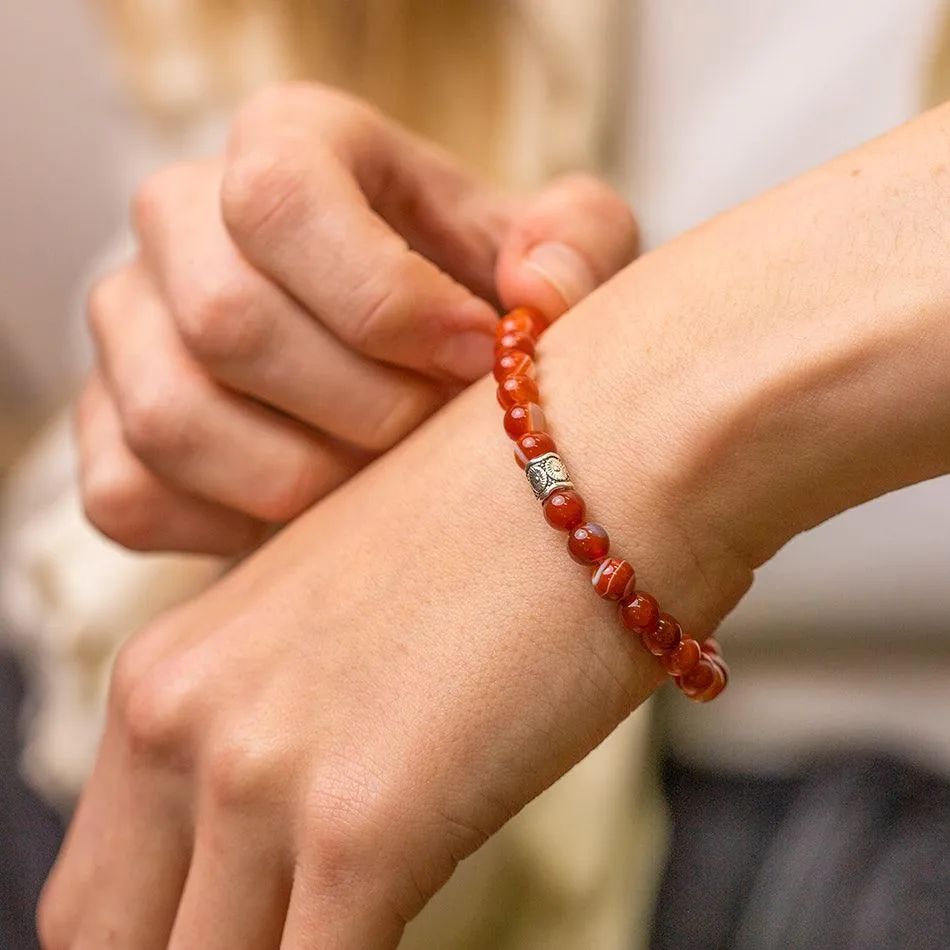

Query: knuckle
[174,269,267,367]
[204,727,288,808]
[80,455,161,551]
[303,769,392,892]
[116,657,199,760]
[117,376,192,466]
[220,141,309,249]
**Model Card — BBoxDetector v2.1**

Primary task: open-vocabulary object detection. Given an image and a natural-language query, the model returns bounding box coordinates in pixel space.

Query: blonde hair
[93,0,507,175]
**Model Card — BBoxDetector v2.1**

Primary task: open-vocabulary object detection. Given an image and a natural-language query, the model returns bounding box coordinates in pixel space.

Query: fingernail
[433,330,496,381]
[522,242,597,308]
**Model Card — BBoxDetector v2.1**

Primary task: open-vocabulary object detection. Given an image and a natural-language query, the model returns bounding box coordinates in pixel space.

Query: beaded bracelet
[494,306,728,703]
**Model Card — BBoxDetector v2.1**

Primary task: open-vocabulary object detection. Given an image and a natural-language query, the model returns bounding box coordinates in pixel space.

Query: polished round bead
[641,612,683,656]
[493,349,535,382]
[662,637,702,677]
[507,305,549,338]
[496,330,536,357]
[513,431,557,468]
[497,374,540,410]
[591,558,635,600]
[618,591,660,635]
[542,489,586,531]
[568,523,610,565]
[677,656,716,697]
[496,311,538,341]
[702,637,722,658]
[503,403,547,440]
[693,660,727,703]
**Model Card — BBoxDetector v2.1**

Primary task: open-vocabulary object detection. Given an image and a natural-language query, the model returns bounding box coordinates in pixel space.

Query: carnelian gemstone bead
[497,374,540,410]
[662,637,702,676]
[496,331,536,357]
[678,656,717,696]
[542,489,586,531]
[694,661,727,703]
[619,591,660,634]
[493,350,534,382]
[503,403,547,440]
[591,558,635,600]
[496,311,538,341]
[514,432,557,468]
[641,612,682,656]
[507,305,548,338]
[568,523,610,564]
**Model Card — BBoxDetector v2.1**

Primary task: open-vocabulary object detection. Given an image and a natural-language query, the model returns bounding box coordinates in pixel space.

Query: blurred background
[0,2,125,453]
[2,2,950,950]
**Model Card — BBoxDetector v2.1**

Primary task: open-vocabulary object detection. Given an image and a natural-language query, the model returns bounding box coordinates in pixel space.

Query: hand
[78,83,638,555]
[42,103,950,950]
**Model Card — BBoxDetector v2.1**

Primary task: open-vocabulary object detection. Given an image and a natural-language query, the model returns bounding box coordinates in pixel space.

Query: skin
[41,88,950,948]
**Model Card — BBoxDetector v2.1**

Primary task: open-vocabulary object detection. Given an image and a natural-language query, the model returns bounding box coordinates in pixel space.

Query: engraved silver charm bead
[524,452,574,502]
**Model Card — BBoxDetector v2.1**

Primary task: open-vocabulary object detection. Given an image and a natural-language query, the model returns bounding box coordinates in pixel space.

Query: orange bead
[496,331,536,357]
[693,660,727,703]
[568,523,610,564]
[493,350,534,382]
[543,489,586,531]
[677,656,717,697]
[592,558,635,600]
[702,637,722,657]
[496,311,538,341]
[514,431,557,468]
[507,305,548,338]
[641,612,682,656]
[662,637,702,677]
[497,375,539,410]
[619,591,660,635]
[503,403,547,440]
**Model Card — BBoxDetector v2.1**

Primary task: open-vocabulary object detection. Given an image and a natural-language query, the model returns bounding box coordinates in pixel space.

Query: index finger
[220,85,508,383]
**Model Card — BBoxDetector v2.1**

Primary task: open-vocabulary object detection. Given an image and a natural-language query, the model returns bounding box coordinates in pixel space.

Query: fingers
[496,173,641,322]
[279,867,405,950]
[134,161,449,453]
[77,375,269,554]
[88,263,366,525]
[167,807,290,950]
[221,84,512,382]
[39,724,191,950]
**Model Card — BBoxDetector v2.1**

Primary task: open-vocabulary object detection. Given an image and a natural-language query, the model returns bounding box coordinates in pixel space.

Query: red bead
[619,591,660,635]
[496,311,538,341]
[693,660,727,703]
[641,612,682,656]
[503,403,547,440]
[497,375,539,410]
[513,432,557,468]
[702,637,722,657]
[542,489,586,531]
[568,523,610,564]
[493,350,534,382]
[662,637,702,677]
[507,305,548,338]
[496,331,536,357]
[677,656,716,697]
[591,558,635,600]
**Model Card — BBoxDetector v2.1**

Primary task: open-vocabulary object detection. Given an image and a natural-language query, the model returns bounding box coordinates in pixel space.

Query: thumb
[496,174,640,324]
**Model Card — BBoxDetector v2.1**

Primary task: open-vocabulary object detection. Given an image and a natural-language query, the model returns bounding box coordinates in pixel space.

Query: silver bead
[524,452,574,502]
